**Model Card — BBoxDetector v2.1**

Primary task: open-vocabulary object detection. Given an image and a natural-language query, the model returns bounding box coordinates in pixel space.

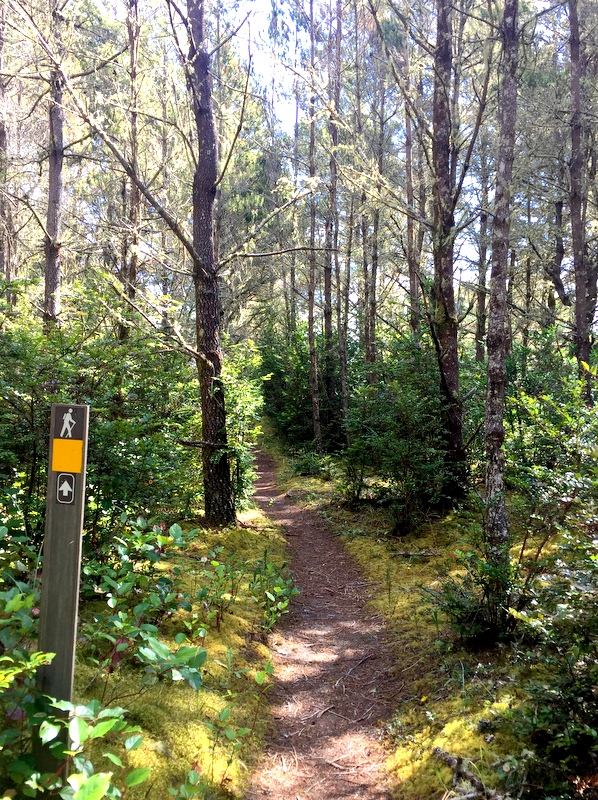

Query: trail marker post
[36,404,89,762]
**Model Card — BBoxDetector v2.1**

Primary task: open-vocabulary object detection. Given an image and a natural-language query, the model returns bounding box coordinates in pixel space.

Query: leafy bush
[343,344,448,534]
[503,533,598,798]
[0,584,153,797]
[258,323,314,446]
[249,551,298,633]
[221,339,265,508]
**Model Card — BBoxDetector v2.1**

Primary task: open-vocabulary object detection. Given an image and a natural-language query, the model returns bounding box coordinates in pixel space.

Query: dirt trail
[245,452,396,800]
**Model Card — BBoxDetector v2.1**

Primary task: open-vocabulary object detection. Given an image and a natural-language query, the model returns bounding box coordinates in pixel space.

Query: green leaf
[39,720,62,744]
[186,672,202,690]
[125,767,151,787]
[102,752,123,767]
[90,719,119,739]
[72,773,111,800]
[187,770,201,785]
[69,717,90,747]
[169,524,183,540]
[125,734,143,751]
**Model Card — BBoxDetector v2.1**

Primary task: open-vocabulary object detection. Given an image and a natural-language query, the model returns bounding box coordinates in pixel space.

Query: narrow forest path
[245,452,397,800]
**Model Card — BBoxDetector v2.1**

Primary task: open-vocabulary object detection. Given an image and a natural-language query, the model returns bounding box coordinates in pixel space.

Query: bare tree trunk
[323,0,342,430]
[308,0,323,454]
[404,37,420,339]
[475,134,490,362]
[44,0,64,327]
[484,0,519,632]
[506,248,515,354]
[119,0,141,340]
[0,1,15,305]
[288,81,301,337]
[338,197,353,439]
[431,0,465,498]
[367,72,385,378]
[188,0,235,525]
[569,0,591,401]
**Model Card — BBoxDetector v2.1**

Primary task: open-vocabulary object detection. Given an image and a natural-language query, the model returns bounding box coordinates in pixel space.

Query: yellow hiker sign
[50,406,86,474]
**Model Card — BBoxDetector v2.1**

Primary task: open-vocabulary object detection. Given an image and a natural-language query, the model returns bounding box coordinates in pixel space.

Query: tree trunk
[323,0,342,432]
[484,0,519,633]
[338,197,353,440]
[569,0,591,401]
[44,1,64,328]
[475,134,490,362]
[431,0,465,498]
[119,0,141,340]
[404,37,420,339]
[0,1,15,305]
[188,0,235,525]
[308,0,323,454]
[366,72,385,378]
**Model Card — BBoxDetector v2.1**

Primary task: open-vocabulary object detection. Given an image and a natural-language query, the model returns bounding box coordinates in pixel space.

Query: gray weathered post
[36,404,89,763]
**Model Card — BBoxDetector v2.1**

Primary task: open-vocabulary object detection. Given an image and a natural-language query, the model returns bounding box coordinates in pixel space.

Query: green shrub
[343,343,448,534]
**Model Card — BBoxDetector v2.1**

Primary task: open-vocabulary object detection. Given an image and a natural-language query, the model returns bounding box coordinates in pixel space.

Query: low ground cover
[270,442,598,800]
[1,507,294,799]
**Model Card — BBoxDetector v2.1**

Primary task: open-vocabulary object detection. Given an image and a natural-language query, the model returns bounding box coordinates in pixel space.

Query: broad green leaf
[169,524,183,540]
[125,734,143,751]
[39,720,62,744]
[102,752,123,767]
[125,767,150,787]
[69,717,90,747]
[90,719,119,739]
[72,773,111,800]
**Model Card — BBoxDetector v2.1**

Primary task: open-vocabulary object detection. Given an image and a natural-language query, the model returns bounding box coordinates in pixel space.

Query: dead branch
[433,747,509,800]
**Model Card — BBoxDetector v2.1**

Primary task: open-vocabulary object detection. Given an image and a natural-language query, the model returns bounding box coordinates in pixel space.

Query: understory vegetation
[3,0,598,795]
[260,326,598,800]
[0,319,295,798]
[3,305,598,800]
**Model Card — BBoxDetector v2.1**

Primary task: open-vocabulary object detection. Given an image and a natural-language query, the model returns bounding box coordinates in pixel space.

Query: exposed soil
[245,452,398,800]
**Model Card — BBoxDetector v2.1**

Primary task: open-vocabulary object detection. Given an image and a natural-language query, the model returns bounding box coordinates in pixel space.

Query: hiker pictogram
[60,408,76,438]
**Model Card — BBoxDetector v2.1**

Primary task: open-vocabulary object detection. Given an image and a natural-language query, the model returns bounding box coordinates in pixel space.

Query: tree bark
[404,37,420,339]
[188,0,235,525]
[366,72,385,378]
[338,197,353,440]
[569,0,592,401]
[323,0,342,431]
[308,0,323,454]
[44,1,64,328]
[484,0,519,632]
[118,0,141,340]
[0,1,15,305]
[431,0,465,498]
[475,134,490,362]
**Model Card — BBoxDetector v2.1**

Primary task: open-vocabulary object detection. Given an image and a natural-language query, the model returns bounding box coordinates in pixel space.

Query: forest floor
[245,451,398,800]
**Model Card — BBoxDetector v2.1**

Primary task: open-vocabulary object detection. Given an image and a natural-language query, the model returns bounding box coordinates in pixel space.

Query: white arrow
[59,479,72,497]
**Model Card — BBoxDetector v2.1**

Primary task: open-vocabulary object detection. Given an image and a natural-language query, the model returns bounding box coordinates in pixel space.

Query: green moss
[74,508,288,798]
[259,451,527,800]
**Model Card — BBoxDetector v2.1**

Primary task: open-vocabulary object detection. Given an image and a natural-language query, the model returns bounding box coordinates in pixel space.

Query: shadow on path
[245,452,396,800]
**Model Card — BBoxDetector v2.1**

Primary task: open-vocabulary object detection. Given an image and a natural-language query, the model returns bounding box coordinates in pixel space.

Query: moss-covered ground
[267,445,526,800]
[74,507,289,799]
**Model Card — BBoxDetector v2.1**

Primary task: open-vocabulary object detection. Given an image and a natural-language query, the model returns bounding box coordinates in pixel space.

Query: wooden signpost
[37,403,89,714]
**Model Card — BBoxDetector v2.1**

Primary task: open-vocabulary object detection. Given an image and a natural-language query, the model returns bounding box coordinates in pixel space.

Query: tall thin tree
[484,0,519,631]
[187,0,236,524]
[43,0,64,327]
